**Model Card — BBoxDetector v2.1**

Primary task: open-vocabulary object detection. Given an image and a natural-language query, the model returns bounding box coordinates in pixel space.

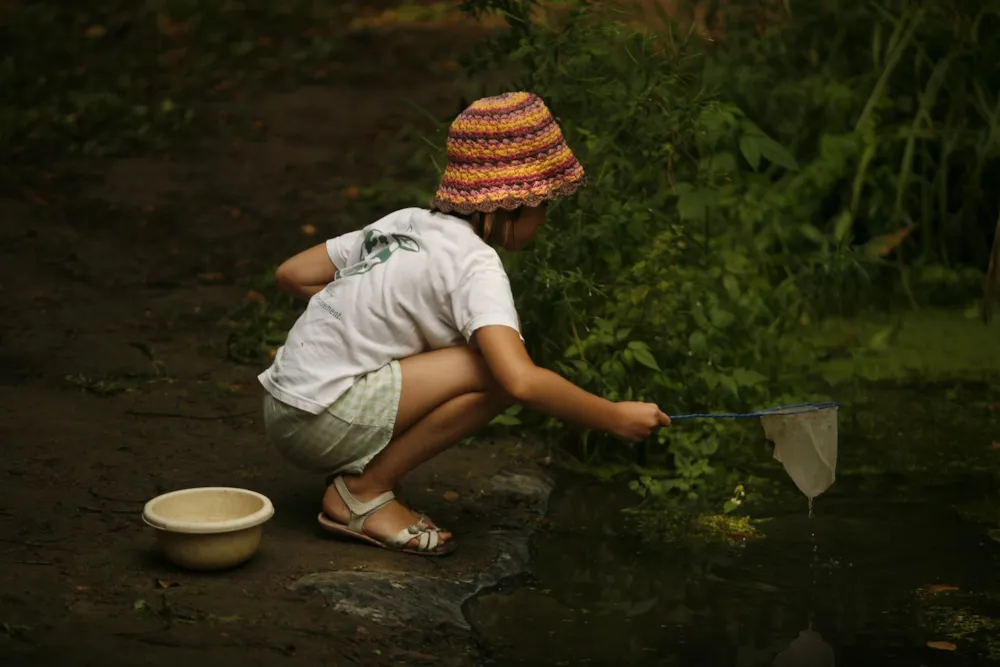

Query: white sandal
[317,477,454,557]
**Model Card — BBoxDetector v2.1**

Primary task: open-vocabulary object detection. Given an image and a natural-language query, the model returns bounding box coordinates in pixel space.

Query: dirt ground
[0,8,542,666]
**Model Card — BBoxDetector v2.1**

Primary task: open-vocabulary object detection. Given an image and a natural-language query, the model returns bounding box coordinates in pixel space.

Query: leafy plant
[447,1,845,500]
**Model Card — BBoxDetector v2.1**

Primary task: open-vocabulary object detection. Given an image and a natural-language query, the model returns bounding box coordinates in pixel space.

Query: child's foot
[321,476,452,552]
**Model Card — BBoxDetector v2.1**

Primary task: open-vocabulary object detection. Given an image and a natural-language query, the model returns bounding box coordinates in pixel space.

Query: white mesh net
[761,406,839,499]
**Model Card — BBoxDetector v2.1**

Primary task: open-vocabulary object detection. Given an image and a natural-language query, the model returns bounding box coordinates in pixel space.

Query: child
[259,91,671,557]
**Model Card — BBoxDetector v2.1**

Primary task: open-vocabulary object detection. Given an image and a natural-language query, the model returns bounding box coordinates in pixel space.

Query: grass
[808,307,1000,383]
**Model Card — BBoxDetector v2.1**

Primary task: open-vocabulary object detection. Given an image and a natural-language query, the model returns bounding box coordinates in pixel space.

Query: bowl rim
[142,486,275,535]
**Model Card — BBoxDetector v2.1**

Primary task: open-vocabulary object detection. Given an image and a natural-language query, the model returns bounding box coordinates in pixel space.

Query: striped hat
[431,92,586,214]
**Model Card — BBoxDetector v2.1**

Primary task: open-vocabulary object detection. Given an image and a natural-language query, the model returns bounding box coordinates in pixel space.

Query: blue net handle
[669,402,841,421]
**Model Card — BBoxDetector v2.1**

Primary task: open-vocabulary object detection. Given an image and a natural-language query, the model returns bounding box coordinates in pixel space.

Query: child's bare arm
[275,243,338,299]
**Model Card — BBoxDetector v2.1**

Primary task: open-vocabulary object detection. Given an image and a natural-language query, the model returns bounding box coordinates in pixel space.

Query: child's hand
[610,402,671,441]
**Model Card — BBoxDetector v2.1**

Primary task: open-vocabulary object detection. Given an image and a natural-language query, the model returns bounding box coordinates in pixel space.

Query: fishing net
[758,403,838,499]
[672,402,840,499]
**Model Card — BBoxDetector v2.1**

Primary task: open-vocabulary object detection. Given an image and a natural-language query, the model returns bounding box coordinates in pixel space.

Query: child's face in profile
[504,205,547,251]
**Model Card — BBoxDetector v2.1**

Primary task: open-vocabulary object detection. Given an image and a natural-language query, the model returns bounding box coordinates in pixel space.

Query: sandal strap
[332,477,396,532]
[387,523,441,551]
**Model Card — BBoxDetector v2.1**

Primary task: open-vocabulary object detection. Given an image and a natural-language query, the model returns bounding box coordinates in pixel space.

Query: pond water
[466,384,1000,666]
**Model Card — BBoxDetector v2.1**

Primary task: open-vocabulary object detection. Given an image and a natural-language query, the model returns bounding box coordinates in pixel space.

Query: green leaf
[677,189,713,223]
[631,285,650,305]
[699,369,720,390]
[627,341,661,371]
[739,135,761,171]
[490,414,522,426]
[800,224,826,245]
[707,151,738,176]
[757,135,800,171]
[689,330,708,353]
[723,500,739,514]
[709,306,735,328]
[732,368,768,386]
[719,375,739,397]
[868,326,894,351]
[833,210,854,243]
[723,274,740,299]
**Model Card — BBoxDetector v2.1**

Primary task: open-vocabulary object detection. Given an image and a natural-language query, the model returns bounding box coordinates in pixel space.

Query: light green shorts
[262,360,402,476]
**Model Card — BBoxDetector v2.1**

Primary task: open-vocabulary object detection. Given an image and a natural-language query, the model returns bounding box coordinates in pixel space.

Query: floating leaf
[301,224,318,237]
[197,272,225,282]
[442,491,459,502]
[84,25,107,39]
[926,641,957,651]
[155,579,179,589]
[925,584,959,594]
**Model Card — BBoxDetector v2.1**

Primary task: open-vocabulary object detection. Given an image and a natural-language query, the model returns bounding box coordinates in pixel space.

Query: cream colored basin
[142,487,275,571]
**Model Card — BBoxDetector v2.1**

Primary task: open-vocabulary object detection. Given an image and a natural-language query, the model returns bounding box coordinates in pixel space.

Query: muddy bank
[0,4,544,664]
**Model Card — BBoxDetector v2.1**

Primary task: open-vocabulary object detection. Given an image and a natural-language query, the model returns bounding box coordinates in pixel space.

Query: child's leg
[322,345,511,548]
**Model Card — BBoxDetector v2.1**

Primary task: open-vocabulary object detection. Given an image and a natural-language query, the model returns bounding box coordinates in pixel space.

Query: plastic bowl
[142,487,275,571]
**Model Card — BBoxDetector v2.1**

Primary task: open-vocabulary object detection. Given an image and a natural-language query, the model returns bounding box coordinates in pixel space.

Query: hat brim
[430,174,587,215]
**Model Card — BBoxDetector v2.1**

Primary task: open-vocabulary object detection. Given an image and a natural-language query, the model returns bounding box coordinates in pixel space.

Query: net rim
[755,402,840,417]
[669,402,841,421]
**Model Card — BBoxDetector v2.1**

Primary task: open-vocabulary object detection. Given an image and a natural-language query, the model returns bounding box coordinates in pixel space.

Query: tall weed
[706,0,1000,304]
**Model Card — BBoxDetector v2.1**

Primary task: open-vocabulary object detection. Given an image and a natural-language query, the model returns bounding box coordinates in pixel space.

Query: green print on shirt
[334,229,420,280]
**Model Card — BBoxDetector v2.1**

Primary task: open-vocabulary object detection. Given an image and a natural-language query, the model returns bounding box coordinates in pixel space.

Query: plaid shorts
[262,360,402,476]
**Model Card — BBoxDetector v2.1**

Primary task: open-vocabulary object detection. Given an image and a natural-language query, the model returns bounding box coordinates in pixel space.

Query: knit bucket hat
[431,91,586,215]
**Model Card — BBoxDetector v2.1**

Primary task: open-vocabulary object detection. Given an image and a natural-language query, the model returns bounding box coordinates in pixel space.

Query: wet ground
[1,3,533,665]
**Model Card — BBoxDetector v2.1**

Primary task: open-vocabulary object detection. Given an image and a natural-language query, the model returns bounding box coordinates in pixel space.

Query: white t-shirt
[257,207,522,414]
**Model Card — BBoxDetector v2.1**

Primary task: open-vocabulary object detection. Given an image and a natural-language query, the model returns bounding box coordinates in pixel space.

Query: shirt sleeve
[325,230,364,270]
[449,251,523,343]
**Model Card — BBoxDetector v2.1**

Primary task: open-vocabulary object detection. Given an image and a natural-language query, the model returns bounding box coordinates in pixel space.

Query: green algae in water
[914,587,1000,659]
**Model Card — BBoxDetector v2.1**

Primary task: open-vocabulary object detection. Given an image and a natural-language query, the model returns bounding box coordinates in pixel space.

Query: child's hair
[430,207,523,247]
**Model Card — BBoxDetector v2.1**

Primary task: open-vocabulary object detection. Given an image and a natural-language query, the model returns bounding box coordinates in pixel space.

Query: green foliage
[439,0,999,505]
[705,0,1000,275]
[451,1,847,499]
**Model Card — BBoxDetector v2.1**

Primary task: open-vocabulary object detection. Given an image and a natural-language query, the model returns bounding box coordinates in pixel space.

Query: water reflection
[772,629,834,667]
[467,476,1000,666]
